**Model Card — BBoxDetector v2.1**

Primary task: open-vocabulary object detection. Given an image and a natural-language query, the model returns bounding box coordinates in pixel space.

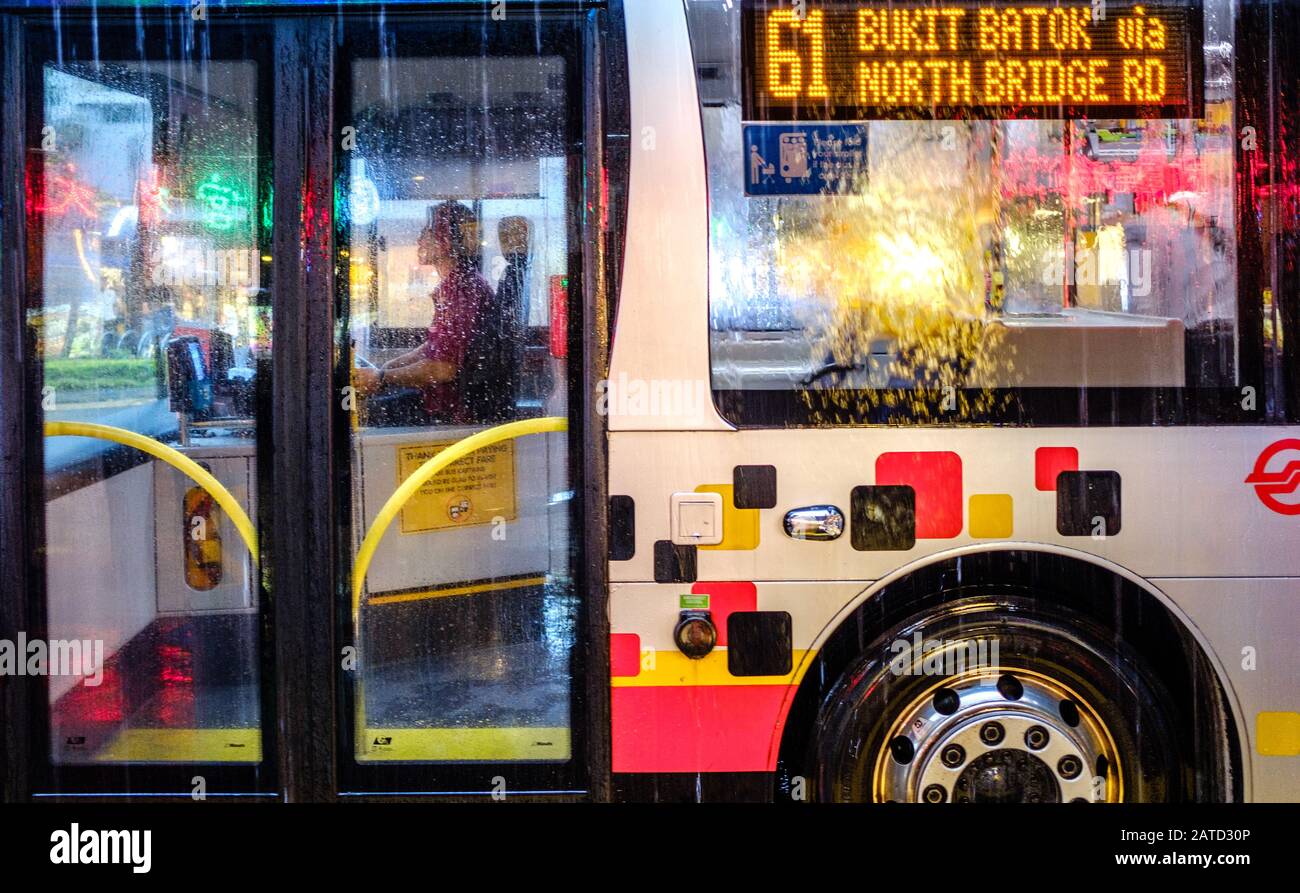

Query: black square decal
[733,465,778,509]
[653,540,697,583]
[727,612,792,677]
[609,495,636,561]
[1056,471,1122,537]
[851,485,916,551]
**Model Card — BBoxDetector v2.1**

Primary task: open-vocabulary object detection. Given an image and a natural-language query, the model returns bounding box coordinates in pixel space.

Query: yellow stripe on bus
[368,575,545,607]
[93,728,262,763]
[1257,712,1300,756]
[357,727,570,762]
[611,649,812,688]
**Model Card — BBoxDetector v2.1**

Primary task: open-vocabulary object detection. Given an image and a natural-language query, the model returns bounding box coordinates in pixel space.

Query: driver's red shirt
[422,262,493,422]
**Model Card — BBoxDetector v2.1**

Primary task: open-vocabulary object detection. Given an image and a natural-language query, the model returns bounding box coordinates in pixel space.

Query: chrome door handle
[783,505,845,541]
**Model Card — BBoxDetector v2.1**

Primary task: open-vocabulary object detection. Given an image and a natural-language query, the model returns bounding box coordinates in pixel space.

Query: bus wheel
[811,597,1183,803]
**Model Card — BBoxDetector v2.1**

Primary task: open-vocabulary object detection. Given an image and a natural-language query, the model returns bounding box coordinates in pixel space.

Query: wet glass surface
[686,0,1255,423]
[36,37,267,764]
[362,587,575,731]
[345,20,577,764]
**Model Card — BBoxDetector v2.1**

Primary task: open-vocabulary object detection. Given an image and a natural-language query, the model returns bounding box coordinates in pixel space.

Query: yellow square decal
[969,494,1013,539]
[1257,712,1300,756]
[695,484,759,551]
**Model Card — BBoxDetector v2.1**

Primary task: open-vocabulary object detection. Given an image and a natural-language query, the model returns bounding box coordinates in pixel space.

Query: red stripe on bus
[611,684,791,773]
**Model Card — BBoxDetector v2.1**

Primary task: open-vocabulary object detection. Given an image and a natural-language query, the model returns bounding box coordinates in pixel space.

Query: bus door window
[32,27,269,772]
[342,19,580,777]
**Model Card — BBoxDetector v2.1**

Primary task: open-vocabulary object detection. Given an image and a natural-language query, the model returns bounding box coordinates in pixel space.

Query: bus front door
[4,2,604,801]
[337,10,598,797]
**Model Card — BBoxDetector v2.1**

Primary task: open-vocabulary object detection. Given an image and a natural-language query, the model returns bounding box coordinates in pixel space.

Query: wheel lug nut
[889,736,915,764]
[940,743,966,768]
[922,784,947,803]
[1024,725,1049,750]
[979,721,1005,745]
[1058,755,1083,779]
[933,687,960,715]
[997,673,1024,701]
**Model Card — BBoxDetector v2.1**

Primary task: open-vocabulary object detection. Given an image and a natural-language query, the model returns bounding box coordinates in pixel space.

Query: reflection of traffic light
[183,486,223,591]
[550,276,568,358]
[196,171,249,233]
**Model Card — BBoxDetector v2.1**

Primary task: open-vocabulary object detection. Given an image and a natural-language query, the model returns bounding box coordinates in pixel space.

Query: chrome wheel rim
[873,667,1123,803]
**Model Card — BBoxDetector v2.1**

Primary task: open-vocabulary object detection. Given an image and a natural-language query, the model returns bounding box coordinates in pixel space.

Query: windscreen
[685,0,1284,426]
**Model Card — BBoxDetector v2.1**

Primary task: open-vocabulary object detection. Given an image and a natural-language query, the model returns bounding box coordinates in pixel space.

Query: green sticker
[679,593,709,610]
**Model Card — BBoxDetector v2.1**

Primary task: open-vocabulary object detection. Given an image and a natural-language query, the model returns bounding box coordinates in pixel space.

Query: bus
[0,0,1296,804]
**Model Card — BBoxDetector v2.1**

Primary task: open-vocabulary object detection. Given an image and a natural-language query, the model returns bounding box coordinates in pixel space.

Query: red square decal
[610,633,641,677]
[875,452,963,539]
[691,581,758,647]
[1035,447,1079,492]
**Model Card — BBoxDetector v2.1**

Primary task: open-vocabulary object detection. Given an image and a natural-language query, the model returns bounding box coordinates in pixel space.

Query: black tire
[811,595,1188,803]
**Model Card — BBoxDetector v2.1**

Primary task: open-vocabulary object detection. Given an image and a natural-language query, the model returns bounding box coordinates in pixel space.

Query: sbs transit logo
[1245,439,1300,515]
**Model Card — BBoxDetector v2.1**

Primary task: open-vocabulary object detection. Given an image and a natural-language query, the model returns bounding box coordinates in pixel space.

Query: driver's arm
[353,352,455,396]
[380,355,456,389]
[383,344,427,369]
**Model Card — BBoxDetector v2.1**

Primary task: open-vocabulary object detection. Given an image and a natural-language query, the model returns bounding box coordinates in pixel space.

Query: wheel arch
[772,544,1248,802]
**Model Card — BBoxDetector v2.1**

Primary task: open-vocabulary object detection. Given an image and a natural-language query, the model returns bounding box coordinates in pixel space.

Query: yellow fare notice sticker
[396,439,517,534]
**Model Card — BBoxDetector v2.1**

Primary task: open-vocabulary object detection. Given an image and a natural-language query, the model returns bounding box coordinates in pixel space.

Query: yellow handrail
[351,416,568,622]
[45,418,568,606]
[44,421,259,561]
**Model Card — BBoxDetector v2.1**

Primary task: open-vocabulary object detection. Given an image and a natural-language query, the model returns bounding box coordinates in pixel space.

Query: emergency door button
[670,491,723,546]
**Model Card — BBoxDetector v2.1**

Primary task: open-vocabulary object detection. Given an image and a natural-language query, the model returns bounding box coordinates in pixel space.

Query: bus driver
[355,201,495,424]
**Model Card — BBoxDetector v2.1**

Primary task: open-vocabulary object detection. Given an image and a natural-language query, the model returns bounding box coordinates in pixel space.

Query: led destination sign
[742,0,1203,120]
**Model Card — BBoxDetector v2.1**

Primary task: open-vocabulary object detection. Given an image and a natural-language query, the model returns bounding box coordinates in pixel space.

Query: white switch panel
[670,491,724,546]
